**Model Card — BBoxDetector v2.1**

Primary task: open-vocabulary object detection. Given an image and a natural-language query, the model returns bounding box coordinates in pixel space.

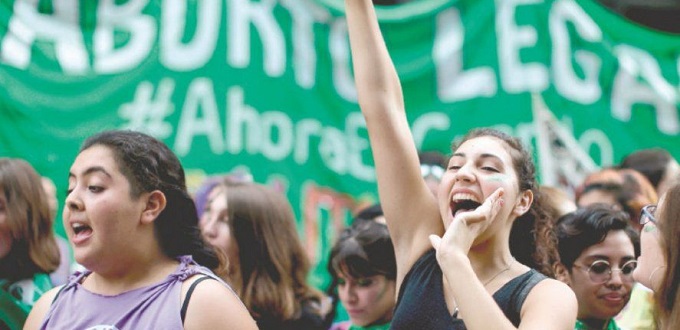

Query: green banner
[1,0,679,289]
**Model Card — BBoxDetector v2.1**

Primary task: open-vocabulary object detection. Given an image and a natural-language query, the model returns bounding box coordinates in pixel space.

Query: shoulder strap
[180,276,212,324]
[51,284,68,306]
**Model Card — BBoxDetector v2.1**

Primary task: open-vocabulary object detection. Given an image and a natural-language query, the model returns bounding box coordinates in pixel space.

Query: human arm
[182,277,257,330]
[23,286,61,330]
[344,0,442,284]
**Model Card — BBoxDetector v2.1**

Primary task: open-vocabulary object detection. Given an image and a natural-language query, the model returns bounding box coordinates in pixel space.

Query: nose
[454,163,476,183]
[339,283,358,305]
[64,188,83,212]
[201,217,218,238]
[606,270,625,287]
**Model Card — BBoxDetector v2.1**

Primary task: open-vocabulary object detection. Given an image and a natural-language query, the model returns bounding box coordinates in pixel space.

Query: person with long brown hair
[343,0,576,328]
[0,158,60,329]
[200,178,330,329]
[634,180,680,329]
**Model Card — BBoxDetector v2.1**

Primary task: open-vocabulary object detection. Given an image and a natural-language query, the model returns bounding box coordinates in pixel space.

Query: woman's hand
[429,188,505,267]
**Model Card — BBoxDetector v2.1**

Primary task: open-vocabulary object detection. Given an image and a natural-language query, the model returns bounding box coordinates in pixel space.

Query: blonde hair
[220,179,326,322]
[0,158,59,280]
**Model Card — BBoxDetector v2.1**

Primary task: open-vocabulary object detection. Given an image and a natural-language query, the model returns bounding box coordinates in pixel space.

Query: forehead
[208,187,228,208]
[70,145,120,176]
[453,136,515,163]
[578,230,635,260]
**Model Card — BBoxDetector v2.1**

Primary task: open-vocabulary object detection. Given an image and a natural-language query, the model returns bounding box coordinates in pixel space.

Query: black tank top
[391,249,547,329]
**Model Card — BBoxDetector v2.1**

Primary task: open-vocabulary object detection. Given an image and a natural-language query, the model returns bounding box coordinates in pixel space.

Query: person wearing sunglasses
[554,204,640,330]
[634,181,680,329]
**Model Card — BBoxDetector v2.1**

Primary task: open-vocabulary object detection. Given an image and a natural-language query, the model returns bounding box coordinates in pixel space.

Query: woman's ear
[553,262,572,286]
[141,190,167,225]
[512,189,534,217]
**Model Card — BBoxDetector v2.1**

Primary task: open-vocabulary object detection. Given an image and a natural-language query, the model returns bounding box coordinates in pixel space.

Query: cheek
[337,286,350,302]
[366,282,391,304]
[219,228,235,252]
[437,174,454,196]
[569,274,595,298]
[637,233,664,278]
[480,174,511,192]
[0,230,11,259]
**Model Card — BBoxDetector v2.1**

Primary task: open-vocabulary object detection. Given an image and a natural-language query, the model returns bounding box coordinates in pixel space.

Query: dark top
[391,249,547,330]
[256,300,328,330]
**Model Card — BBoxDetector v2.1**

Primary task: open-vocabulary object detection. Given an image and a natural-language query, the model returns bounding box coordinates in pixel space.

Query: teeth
[72,223,86,230]
[452,193,480,203]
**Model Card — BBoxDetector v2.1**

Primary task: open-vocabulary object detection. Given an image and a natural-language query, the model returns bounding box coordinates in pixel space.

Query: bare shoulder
[182,275,257,330]
[23,285,63,330]
[518,277,577,330]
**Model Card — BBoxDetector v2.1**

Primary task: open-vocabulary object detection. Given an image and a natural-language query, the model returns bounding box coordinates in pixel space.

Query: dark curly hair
[554,204,639,270]
[81,130,219,270]
[453,128,558,277]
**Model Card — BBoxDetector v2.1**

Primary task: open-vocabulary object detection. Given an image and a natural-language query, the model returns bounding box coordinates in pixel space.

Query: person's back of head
[81,130,219,270]
[576,168,658,231]
[223,179,325,322]
[617,169,658,224]
[352,203,384,225]
[575,168,623,208]
[0,158,59,281]
[620,148,678,195]
[539,185,577,224]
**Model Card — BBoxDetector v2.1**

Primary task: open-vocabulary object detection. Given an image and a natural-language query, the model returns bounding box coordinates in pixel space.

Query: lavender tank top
[39,256,222,330]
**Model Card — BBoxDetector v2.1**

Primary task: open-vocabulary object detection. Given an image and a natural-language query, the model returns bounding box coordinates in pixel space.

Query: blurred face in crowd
[634,202,666,290]
[560,230,636,321]
[0,189,11,259]
[41,177,58,220]
[337,272,395,327]
[577,190,618,209]
[200,186,238,269]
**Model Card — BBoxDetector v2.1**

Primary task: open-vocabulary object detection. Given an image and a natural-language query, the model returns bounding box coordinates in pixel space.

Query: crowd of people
[1,0,679,329]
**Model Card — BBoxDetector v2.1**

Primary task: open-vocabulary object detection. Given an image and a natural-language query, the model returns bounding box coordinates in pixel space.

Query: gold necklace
[452,258,516,318]
[482,258,515,286]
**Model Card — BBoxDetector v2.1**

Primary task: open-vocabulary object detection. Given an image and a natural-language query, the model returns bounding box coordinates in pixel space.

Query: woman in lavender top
[25,130,256,330]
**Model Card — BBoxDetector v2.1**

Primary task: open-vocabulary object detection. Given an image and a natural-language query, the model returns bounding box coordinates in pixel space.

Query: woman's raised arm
[344,0,442,280]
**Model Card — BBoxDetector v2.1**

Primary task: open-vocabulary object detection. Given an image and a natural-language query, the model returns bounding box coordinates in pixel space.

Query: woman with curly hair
[342,0,577,328]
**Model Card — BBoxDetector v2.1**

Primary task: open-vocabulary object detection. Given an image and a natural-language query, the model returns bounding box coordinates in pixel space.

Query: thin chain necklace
[452,258,516,318]
[482,257,515,286]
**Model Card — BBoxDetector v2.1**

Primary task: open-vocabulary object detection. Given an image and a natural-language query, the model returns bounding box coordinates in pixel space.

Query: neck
[578,317,610,330]
[85,252,178,295]
[468,234,515,282]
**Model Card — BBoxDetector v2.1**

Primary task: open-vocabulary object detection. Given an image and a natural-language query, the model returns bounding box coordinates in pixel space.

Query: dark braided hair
[81,130,219,269]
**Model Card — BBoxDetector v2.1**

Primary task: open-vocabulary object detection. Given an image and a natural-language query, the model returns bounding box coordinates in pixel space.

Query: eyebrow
[585,255,636,262]
[451,153,503,162]
[68,166,113,179]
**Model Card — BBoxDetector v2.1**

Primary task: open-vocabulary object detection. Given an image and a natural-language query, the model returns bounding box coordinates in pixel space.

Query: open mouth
[72,223,93,237]
[451,194,482,217]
